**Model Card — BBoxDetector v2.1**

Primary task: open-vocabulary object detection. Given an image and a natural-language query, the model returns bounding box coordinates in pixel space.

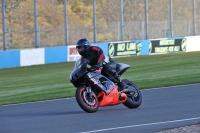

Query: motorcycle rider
[76,38,126,91]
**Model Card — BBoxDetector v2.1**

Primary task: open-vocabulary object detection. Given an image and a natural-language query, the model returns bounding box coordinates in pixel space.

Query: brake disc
[83,91,96,106]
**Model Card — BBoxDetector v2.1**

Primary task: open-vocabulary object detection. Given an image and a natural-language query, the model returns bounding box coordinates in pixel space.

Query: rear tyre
[122,79,142,109]
[75,86,99,113]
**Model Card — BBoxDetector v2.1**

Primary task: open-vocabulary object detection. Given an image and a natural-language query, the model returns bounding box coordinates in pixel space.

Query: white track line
[143,83,200,91]
[0,97,75,107]
[78,117,200,133]
[1,83,200,107]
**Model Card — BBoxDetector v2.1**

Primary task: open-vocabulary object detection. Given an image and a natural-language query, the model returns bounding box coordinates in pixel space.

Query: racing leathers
[81,46,126,91]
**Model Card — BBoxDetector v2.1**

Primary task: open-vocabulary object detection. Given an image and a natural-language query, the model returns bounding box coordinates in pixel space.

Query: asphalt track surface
[1,84,200,133]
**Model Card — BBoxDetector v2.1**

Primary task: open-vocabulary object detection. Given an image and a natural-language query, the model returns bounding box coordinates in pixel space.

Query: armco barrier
[0,50,20,69]
[20,48,45,67]
[185,36,200,52]
[1,37,200,69]
[45,46,68,64]
[108,40,149,57]
[149,37,186,54]
[136,40,149,56]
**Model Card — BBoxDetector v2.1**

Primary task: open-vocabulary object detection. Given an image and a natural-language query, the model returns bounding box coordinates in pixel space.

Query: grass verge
[0,51,200,105]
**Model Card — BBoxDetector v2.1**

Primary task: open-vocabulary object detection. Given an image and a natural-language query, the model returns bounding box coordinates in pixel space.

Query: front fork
[85,84,93,99]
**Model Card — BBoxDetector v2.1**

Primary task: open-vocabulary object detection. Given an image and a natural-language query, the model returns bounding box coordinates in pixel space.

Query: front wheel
[75,86,99,113]
[122,79,142,109]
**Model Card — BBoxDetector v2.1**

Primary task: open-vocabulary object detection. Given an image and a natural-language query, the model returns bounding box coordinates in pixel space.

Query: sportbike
[70,58,142,113]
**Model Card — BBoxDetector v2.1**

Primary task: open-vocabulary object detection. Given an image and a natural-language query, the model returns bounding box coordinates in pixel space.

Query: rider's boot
[108,68,127,92]
[118,80,127,92]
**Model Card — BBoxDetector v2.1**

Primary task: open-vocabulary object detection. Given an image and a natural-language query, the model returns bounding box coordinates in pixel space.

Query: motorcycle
[70,58,142,113]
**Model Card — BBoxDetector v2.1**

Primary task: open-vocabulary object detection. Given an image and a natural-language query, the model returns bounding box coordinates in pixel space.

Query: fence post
[169,0,173,38]
[34,0,39,48]
[164,20,168,37]
[93,0,97,43]
[120,0,124,41]
[193,0,196,36]
[63,0,68,45]
[1,0,6,51]
[145,0,149,39]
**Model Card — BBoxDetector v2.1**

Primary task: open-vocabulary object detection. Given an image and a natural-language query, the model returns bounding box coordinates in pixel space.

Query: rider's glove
[92,64,100,69]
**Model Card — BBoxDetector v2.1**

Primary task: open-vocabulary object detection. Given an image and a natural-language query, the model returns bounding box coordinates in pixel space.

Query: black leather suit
[81,46,105,68]
[82,46,121,83]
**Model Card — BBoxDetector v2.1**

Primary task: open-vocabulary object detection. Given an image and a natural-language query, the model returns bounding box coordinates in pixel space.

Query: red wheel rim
[80,88,98,109]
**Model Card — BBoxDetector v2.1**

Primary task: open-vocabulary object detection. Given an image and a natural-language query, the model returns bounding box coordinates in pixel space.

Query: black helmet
[76,38,91,56]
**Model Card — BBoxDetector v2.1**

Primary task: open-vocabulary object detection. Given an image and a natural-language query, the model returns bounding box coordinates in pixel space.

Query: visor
[76,46,84,52]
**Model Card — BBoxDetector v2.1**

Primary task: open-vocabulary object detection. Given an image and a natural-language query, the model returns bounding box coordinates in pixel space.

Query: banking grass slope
[0,52,200,105]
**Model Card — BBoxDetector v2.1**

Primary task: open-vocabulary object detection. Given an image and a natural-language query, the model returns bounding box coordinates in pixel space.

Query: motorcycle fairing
[117,63,130,76]
[70,58,89,83]
[85,71,108,94]
[97,87,127,107]
[85,71,119,95]
[104,81,115,94]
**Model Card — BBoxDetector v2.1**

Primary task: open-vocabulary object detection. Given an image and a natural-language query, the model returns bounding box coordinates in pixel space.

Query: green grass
[0,52,200,105]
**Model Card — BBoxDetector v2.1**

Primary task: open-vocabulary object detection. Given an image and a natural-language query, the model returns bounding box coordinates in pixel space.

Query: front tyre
[122,79,142,109]
[75,86,99,113]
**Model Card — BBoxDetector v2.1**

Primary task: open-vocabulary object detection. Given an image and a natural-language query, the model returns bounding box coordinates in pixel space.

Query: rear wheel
[75,86,99,113]
[122,79,142,108]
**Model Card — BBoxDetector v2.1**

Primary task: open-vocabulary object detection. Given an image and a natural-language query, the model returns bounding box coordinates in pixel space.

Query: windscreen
[74,58,89,70]
[74,59,81,69]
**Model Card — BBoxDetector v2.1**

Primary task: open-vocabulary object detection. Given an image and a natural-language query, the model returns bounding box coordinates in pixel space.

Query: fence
[1,0,200,50]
